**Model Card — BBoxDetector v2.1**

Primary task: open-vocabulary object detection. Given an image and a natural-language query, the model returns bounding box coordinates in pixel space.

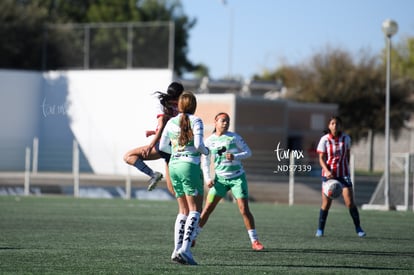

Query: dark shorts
[322,176,353,188]
[155,142,171,163]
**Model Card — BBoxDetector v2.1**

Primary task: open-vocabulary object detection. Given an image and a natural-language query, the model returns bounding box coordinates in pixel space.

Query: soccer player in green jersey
[159,91,210,265]
[196,112,264,251]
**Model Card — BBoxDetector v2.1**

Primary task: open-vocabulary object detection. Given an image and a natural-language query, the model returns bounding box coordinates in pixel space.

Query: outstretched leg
[236,198,264,251]
[123,145,163,191]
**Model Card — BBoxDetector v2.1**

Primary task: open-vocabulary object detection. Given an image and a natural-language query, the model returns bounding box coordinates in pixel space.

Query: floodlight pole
[382,19,398,209]
[222,0,234,78]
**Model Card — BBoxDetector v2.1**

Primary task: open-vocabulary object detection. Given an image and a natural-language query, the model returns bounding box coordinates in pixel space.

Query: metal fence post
[24,147,31,196]
[73,140,80,197]
[289,152,294,206]
[32,137,39,174]
[125,166,131,200]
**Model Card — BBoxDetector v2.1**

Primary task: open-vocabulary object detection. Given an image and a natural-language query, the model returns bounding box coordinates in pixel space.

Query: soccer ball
[322,179,342,199]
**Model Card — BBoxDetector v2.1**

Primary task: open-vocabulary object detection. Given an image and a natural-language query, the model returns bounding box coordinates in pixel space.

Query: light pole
[221,0,234,78]
[382,19,398,209]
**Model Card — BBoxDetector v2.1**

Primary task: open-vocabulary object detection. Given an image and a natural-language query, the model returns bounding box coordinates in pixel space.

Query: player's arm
[346,149,350,164]
[318,152,333,179]
[346,135,351,164]
[193,118,209,155]
[143,115,166,157]
[158,122,171,154]
[151,115,167,146]
[201,144,214,188]
[232,134,252,160]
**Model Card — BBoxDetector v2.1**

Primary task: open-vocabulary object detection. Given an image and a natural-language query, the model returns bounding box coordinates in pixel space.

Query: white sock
[180,211,200,253]
[174,213,187,252]
[193,225,203,241]
[248,229,258,243]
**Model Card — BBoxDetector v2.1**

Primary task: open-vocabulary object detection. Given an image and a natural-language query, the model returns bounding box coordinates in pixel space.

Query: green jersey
[159,113,208,165]
[202,131,251,180]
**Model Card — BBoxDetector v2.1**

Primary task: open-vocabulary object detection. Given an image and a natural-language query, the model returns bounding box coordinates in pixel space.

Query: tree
[192,63,210,79]
[0,0,199,76]
[392,37,414,79]
[0,1,47,70]
[254,46,414,143]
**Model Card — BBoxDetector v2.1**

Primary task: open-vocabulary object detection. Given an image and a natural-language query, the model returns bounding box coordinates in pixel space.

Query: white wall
[0,69,173,174]
[63,69,173,175]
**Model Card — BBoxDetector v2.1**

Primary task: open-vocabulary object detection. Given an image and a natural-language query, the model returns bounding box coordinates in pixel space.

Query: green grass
[0,196,413,274]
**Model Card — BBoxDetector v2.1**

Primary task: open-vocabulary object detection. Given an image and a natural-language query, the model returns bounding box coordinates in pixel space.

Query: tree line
[254,42,414,143]
[0,0,206,75]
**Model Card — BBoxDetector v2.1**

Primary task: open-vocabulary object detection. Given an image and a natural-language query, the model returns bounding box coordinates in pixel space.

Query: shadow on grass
[231,246,414,258]
[270,247,414,257]
[0,246,22,250]
[207,247,413,271]
[203,261,409,272]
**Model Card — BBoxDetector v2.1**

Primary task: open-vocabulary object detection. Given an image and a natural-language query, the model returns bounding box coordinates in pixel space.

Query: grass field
[0,196,413,274]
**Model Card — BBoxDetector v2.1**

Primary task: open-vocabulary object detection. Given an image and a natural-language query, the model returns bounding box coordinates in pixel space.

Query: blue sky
[180,0,414,80]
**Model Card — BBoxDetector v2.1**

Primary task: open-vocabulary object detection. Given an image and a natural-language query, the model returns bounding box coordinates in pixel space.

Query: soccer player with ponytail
[159,91,209,265]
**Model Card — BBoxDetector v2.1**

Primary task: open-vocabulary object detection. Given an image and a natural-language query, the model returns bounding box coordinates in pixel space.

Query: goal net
[362,153,414,211]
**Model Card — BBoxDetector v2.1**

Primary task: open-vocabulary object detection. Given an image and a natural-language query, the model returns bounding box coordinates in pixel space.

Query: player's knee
[238,206,249,216]
[124,154,135,165]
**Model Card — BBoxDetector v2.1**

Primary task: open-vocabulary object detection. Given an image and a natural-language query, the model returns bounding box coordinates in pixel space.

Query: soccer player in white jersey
[195,112,264,251]
[123,82,183,193]
[315,116,366,237]
[159,91,210,265]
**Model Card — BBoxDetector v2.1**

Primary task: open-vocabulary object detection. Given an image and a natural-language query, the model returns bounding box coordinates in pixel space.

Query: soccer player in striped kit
[195,112,264,251]
[315,116,366,237]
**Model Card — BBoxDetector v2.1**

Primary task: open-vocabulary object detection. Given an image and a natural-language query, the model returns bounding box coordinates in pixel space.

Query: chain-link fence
[42,21,174,70]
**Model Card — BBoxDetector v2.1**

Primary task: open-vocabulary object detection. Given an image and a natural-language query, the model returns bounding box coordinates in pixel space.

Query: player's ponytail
[178,91,197,146]
[179,113,193,146]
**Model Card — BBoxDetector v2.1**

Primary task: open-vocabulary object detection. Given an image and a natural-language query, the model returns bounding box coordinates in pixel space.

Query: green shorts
[169,160,204,198]
[208,173,249,201]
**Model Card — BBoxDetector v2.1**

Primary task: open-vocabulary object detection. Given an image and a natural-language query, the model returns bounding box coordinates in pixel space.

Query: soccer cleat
[251,240,264,251]
[178,250,198,265]
[315,229,324,237]
[171,251,186,264]
[147,172,163,191]
[356,227,366,237]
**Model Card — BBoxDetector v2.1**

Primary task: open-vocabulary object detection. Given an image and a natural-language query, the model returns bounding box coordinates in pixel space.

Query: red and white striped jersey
[316,133,351,177]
